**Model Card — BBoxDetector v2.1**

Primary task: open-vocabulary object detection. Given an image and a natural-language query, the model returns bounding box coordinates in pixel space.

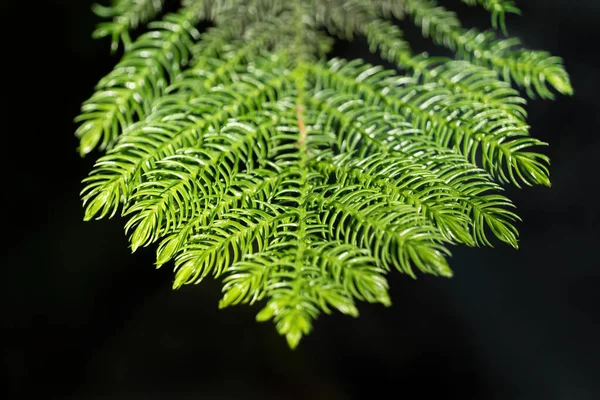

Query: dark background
[2,0,599,398]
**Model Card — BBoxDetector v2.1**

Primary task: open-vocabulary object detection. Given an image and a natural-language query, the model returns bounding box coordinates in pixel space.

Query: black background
[2,0,599,398]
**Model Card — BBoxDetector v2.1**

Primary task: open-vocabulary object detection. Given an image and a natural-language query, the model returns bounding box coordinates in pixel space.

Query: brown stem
[295,103,308,154]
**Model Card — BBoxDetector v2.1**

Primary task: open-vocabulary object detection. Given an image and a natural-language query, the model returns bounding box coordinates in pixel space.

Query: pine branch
[82,56,292,220]
[75,3,208,156]
[92,0,165,52]
[313,2,528,121]
[308,60,549,188]
[75,0,573,349]
[402,0,573,99]
[362,19,528,121]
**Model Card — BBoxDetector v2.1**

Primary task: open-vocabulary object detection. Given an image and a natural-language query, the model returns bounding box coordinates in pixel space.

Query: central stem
[295,103,307,150]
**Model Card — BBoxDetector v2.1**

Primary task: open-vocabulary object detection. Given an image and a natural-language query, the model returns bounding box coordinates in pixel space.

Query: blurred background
[2,0,599,398]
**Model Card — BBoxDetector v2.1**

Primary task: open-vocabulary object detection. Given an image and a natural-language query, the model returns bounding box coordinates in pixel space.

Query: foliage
[76,0,572,348]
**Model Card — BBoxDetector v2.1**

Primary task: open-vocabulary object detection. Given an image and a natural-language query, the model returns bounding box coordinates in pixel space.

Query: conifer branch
[402,0,573,99]
[93,0,166,52]
[75,0,573,348]
[76,2,209,156]
[362,19,528,121]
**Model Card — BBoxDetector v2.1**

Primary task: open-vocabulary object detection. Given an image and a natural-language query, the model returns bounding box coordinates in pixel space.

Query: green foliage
[403,0,572,99]
[92,0,166,52]
[77,0,572,348]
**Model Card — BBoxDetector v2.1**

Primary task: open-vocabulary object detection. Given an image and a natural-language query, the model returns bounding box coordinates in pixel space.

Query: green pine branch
[75,0,573,349]
[76,4,206,156]
[93,0,166,52]
[402,0,573,99]
[362,19,528,121]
